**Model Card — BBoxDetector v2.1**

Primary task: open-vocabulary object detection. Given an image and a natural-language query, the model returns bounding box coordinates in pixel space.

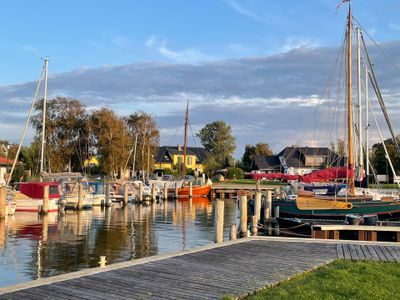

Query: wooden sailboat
[175,102,212,198]
[272,3,400,218]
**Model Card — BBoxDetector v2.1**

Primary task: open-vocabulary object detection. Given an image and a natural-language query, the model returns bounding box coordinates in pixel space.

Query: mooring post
[214,198,224,243]
[123,182,129,206]
[265,190,272,222]
[151,183,156,202]
[105,183,111,207]
[274,205,280,218]
[41,185,49,214]
[189,181,193,198]
[229,224,237,240]
[77,182,83,210]
[174,182,179,199]
[239,192,248,238]
[0,186,6,219]
[138,182,143,202]
[251,215,258,236]
[163,182,168,200]
[210,189,216,200]
[99,256,107,268]
[254,181,261,223]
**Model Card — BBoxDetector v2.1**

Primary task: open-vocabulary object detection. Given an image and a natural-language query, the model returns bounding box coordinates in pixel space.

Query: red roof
[0,157,14,165]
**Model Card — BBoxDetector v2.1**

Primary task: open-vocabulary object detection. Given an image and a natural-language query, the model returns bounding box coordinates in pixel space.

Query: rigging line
[7,66,45,186]
[297,22,348,150]
[361,33,400,157]
[353,16,400,74]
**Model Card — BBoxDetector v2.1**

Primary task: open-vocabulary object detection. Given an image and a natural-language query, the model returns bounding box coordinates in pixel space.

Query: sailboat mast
[183,101,189,178]
[356,27,363,180]
[347,4,355,195]
[365,65,370,181]
[40,58,48,180]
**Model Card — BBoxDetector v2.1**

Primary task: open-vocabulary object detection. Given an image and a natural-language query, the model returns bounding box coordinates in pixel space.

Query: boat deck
[1,237,399,299]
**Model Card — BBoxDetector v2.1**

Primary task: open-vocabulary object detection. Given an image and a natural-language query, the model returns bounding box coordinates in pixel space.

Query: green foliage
[244,260,400,300]
[226,167,244,179]
[242,143,273,171]
[371,136,400,179]
[197,120,236,171]
[204,157,220,178]
[163,168,174,175]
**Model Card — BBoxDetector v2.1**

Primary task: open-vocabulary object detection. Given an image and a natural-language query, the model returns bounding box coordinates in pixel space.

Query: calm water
[0,199,239,287]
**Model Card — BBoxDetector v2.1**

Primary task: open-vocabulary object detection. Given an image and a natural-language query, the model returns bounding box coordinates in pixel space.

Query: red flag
[336,0,350,10]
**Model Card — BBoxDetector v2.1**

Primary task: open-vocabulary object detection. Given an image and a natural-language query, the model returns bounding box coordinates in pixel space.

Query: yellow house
[155,145,207,173]
[83,156,99,168]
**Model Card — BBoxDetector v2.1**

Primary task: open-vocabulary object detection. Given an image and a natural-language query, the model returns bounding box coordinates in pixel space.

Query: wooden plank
[336,244,345,259]
[342,244,351,259]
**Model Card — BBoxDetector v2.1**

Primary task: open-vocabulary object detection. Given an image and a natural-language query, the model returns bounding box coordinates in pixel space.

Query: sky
[1,0,400,158]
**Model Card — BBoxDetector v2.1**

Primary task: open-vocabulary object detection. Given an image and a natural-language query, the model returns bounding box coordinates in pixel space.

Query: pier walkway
[1,237,400,299]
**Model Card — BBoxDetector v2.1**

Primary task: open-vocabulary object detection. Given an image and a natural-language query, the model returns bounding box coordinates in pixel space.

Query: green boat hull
[273,199,400,219]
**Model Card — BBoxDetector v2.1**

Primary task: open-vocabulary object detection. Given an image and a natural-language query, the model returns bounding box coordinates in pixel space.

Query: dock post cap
[99,256,107,268]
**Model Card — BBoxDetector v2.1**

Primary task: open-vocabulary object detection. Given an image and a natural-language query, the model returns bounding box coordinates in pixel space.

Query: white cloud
[145,35,214,64]
[223,0,268,23]
[281,37,320,52]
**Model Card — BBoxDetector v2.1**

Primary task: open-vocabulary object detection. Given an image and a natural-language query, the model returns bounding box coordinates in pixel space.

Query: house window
[177,156,182,164]
[187,157,192,165]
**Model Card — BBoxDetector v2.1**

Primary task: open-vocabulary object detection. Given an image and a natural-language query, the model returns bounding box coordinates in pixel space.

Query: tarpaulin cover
[250,167,354,183]
[19,182,61,199]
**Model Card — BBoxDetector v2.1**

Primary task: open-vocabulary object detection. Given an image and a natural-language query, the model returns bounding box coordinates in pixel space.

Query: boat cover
[251,167,354,183]
[19,182,61,199]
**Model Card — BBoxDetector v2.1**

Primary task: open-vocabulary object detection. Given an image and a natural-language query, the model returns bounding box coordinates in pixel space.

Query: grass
[370,183,399,189]
[238,260,400,300]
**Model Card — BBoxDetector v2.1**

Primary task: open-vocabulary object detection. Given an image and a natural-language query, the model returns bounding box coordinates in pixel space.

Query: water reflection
[0,198,238,287]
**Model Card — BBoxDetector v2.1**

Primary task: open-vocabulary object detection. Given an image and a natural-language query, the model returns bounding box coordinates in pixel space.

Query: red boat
[12,182,61,212]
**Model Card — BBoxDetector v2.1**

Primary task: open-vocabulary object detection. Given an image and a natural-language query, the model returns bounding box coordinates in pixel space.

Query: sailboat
[7,58,61,213]
[268,3,400,218]
[172,102,212,198]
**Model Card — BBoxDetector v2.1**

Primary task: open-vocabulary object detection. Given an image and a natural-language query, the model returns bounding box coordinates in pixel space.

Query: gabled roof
[252,155,281,170]
[278,146,340,168]
[0,157,14,165]
[156,146,208,164]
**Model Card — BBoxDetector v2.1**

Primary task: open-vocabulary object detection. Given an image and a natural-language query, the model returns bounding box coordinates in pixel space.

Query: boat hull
[273,199,400,219]
[15,198,59,212]
[175,185,212,197]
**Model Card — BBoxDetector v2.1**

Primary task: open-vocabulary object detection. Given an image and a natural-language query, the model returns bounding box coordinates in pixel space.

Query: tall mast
[365,65,370,183]
[356,27,363,181]
[40,58,49,180]
[183,101,189,178]
[347,4,355,195]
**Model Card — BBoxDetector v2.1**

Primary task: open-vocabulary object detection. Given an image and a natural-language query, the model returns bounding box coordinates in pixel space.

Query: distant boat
[173,102,211,198]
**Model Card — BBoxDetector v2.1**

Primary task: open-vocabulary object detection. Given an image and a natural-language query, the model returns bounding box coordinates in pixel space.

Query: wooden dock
[1,237,400,300]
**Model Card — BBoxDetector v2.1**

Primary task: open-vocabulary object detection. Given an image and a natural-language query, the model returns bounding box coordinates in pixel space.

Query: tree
[371,137,400,177]
[90,108,129,177]
[242,143,273,171]
[125,111,160,177]
[226,167,244,180]
[197,121,236,170]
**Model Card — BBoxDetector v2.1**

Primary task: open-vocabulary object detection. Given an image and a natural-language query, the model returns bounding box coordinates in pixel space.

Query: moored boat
[12,182,60,212]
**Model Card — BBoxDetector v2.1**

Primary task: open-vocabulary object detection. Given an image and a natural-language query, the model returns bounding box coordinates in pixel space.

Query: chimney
[177,144,182,152]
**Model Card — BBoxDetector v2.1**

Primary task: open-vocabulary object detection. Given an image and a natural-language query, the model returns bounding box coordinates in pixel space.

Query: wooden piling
[151,183,156,202]
[0,186,6,219]
[251,215,258,236]
[99,256,107,268]
[77,183,83,210]
[105,183,111,207]
[265,190,272,221]
[239,193,248,238]
[138,182,143,202]
[41,185,49,214]
[229,224,237,240]
[174,182,179,199]
[210,189,216,200]
[254,183,261,223]
[274,205,280,218]
[123,183,129,206]
[163,182,168,200]
[214,198,224,243]
[189,182,193,198]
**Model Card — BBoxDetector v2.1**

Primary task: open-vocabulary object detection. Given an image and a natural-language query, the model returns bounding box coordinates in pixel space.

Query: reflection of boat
[13,182,60,212]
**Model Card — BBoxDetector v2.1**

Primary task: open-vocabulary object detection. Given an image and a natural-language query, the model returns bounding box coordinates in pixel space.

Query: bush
[226,167,244,179]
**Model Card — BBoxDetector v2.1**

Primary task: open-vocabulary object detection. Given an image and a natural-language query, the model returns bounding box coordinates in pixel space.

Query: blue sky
[2,0,400,84]
[1,0,400,157]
